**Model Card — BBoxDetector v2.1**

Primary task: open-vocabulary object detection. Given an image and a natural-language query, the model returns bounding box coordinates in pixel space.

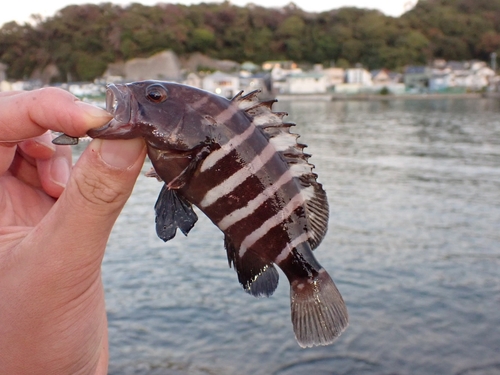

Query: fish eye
[146,85,168,103]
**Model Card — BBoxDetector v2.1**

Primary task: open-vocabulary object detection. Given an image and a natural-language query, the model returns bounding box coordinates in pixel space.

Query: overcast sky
[1,0,417,27]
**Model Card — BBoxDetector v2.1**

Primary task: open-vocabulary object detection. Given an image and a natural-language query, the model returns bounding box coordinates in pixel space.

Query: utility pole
[491,52,497,72]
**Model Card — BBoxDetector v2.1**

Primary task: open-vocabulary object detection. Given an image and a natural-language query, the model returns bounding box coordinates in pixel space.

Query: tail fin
[290,269,348,348]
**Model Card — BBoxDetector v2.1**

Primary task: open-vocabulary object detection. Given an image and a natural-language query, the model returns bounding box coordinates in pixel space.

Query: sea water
[100,97,500,375]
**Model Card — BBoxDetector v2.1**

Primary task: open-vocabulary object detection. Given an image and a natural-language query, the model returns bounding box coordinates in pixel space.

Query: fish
[85,80,348,347]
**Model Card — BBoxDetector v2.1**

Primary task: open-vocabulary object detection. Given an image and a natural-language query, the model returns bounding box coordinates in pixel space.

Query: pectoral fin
[167,145,212,189]
[154,184,198,242]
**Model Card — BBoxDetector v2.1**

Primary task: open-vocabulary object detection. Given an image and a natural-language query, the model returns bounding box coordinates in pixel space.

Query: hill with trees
[1,0,499,82]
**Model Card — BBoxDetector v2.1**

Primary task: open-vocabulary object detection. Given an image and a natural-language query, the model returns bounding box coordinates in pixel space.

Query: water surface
[101,98,500,375]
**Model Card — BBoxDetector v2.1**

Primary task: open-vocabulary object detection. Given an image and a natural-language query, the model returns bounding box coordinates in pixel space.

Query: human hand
[0,88,146,374]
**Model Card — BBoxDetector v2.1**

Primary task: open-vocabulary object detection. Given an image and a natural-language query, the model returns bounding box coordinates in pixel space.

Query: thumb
[25,137,146,277]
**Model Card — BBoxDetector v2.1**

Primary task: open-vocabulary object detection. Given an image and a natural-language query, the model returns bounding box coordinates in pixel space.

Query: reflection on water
[102,98,500,375]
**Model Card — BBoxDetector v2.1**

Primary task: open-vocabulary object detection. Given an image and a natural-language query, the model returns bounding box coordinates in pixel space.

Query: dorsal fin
[231,91,329,249]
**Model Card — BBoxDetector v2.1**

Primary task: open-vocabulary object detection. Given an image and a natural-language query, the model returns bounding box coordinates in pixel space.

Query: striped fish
[88,81,348,347]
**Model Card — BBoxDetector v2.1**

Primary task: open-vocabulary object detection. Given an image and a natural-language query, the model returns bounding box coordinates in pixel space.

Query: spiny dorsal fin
[232,89,261,109]
[232,91,330,249]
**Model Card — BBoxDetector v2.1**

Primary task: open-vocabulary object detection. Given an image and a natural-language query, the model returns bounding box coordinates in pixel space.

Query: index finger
[0,88,112,143]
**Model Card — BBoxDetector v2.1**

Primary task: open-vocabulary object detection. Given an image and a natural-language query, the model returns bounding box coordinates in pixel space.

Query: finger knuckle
[73,169,127,208]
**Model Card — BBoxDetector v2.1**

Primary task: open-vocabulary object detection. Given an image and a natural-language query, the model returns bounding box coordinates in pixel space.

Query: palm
[0,151,109,374]
[0,172,109,374]
[0,175,54,228]
[0,88,142,374]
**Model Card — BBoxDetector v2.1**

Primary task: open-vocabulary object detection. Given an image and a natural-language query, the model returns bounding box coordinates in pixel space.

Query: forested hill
[1,0,500,82]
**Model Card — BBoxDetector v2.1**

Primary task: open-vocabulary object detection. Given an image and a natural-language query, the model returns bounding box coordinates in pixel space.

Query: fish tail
[290,268,348,348]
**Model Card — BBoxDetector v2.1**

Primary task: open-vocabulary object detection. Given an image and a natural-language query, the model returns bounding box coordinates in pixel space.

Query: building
[346,68,373,86]
[457,61,495,90]
[323,67,345,88]
[262,60,302,93]
[240,61,260,73]
[239,72,273,99]
[404,66,431,92]
[262,60,298,71]
[371,69,391,85]
[368,69,405,94]
[429,72,454,92]
[202,71,240,98]
[428,60,496,92]
[285,73,328,94]
[183,72,202,89]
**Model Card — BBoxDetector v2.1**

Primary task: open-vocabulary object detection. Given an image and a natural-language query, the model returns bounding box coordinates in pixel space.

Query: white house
[332,67,374,94]
[183,72,202,89]
[370,69,406,94]
[265,62,302,82]
[323,67,345,88]
[465,61,496,90]
[346,68,373,86]
[429,71,455,92]
[285,73,328,94]
[404,65,431,92]
[202,71,240,98]
[371,69,391,85]
[428,60,496,92]
[262,60,302,94]
[239,72,273,98]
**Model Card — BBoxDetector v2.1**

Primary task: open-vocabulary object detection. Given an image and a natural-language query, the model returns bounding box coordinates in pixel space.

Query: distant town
[1,49,499,100]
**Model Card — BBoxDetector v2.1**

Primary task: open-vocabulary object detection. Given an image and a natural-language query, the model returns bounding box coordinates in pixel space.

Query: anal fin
[154,184,198,242]
[224,235,279,297]
[246,265,279,297]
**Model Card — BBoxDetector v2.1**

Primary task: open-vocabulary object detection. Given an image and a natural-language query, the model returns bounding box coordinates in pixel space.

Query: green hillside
[1,0,499,82]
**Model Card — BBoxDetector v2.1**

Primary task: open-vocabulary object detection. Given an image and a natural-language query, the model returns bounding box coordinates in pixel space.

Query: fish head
[87,83,139,139]
[88,80,225,151]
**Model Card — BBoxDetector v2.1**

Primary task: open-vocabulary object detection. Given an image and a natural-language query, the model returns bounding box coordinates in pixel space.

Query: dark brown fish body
[88,81,348,347]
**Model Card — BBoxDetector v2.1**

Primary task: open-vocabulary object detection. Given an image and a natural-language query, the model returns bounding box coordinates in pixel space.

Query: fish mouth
[87,84,133,139]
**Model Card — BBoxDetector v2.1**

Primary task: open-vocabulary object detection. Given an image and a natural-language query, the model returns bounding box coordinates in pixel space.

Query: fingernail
[34,131,56,153]
[76,101,112,121]
[50,156,71,188]
[97,138,145,170]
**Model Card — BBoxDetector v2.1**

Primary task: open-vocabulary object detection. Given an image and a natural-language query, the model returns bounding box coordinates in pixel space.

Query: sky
[0,0,417,27]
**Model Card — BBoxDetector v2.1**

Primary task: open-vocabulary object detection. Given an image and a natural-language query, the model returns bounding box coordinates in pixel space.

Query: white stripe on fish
[238,191,307,258]
[217,169,295,231]
[274,232,311,264]
[200,141,276,208]
[201,124,256,172]
[214,101,242,124]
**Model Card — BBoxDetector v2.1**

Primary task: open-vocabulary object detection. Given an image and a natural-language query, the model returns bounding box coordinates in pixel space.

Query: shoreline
[275,92,490,101]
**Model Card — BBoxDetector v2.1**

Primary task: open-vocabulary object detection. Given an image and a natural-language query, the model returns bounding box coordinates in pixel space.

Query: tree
[1,0,500,82]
